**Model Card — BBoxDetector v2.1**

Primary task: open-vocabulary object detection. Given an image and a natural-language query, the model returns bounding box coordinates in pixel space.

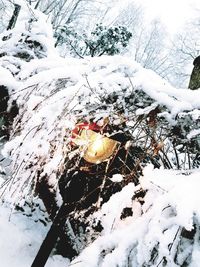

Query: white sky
[136,0,199,34]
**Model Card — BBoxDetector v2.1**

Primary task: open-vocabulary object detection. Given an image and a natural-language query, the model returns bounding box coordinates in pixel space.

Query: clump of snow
[110,173,124,182]
[187,129,200,140]
[71,165,200,267]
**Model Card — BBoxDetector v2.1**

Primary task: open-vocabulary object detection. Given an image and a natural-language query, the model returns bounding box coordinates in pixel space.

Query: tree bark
[7,4,21,30]
[31,203,74,267]
[34,0,41,10]
[188,56,200,90]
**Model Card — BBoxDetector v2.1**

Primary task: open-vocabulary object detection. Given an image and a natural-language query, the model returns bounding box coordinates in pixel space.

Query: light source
[73,128,120,164]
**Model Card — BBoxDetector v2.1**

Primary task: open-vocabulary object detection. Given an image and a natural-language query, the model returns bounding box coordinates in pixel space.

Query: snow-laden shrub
[0,1,58,140]
[0,2,56,78]
[0,1,200,266]
[55,23,132,58]
[0,52,200,265]
[71,166,200,267]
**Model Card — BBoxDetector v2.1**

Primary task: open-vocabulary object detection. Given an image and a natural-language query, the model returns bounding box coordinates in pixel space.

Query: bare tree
[30,0,114,32]
[110,2,143,31]
[168,18,200,87]
[104,3,173,80]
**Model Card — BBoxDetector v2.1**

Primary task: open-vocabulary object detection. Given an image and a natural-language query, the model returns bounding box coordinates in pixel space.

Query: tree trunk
[7,4,21,30]
[188,56,200,90]
[31,203,74,267]
[34,0,41,10]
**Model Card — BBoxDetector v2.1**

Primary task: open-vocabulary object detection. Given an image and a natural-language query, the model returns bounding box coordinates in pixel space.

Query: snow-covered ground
[0,196,68,267]
[0,53,200,266]
[71,166,200,267]
[0,3,200,266]
[1,165,200,266]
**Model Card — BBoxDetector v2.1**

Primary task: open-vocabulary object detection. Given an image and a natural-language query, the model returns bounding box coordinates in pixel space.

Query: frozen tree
[0,1,55,63]
[0,0,56,139]
[130,20,173,78]
[110,2,142,29]
[169,17,200,88]
[27,0,116,32]
[55,23,132,58]
[106,3,174,81]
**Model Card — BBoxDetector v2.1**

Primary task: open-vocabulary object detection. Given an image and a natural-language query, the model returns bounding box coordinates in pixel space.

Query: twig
[173,142,180,170]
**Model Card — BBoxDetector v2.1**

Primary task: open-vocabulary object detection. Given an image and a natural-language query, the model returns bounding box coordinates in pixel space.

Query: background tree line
[0,0,199,87]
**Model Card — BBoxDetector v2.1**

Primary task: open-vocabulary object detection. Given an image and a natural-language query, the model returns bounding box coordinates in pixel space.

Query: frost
[0,2,200,266]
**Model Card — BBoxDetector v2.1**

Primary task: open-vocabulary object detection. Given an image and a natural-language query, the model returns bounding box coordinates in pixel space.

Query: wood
[7,4,21,31]
[31,203,74,267]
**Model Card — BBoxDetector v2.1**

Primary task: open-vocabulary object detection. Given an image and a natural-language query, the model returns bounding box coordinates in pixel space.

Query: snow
[187,129,200,140]
[70,166,200,267]
[1,54,196,200]
[0,66,19,90]
[110,173,124,182]
[1,51,200,266]
[0,50,200,265]
[0,2,200,266]
[0,200,68,267]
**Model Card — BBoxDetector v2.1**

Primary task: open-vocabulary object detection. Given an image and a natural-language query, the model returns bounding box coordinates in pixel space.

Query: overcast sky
[137,0,199,34]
